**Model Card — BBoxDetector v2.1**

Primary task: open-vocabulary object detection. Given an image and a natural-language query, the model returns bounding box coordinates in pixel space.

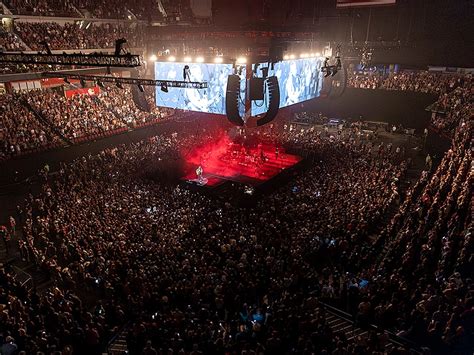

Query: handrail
[106,321,131,354]
[21,99,73,146]
[318,301,424,354]
[11,265,33,289]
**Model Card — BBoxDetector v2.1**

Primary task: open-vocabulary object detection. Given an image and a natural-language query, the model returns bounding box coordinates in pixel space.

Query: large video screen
[155,61,234,114]
[252,58,324,116]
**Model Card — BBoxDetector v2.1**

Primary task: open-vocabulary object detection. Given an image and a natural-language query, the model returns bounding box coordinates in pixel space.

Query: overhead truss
[42,72,208,89]
[0,52,142,67]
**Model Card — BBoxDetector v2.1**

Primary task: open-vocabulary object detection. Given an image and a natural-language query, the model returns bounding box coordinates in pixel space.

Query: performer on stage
[260,149,267,163]
[196,165,204,183]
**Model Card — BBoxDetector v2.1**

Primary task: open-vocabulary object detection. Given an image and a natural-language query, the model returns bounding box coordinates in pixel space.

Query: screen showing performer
[251,58,325,115]
[155,61,236,114]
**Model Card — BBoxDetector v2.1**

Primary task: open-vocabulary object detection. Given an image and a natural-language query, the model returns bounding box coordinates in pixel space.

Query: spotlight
[289,54,295,59]
[316,52,321,57]
[195,56,204,63]
[168,56,176,62]
[160,82,168,93]
[283,55,289,60]
[236,57,247,64]
[149,54,157,61]
[214,57,223,64]
[300,53,308,58]
[183,56,192,62]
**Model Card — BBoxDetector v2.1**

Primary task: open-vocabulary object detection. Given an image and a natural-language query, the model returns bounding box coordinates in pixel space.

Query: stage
[181,134,302,189]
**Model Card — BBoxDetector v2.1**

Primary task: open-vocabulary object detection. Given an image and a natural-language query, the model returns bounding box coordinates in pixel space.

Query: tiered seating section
[0,86,172,160]
[3,0,195,21]
[14,22,144,50]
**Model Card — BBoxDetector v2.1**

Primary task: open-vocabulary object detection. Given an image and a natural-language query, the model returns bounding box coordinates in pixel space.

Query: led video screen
[155,61,234,114]
[251,58,324,115]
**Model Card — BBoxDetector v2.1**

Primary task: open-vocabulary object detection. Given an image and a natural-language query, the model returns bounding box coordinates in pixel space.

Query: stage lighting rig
[322,45,343,77]
[42,72,208,90]
[0,52,142,67]
[114,38,127,56]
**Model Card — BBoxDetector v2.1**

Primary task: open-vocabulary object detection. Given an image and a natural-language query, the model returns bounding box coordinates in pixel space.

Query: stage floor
[181,137,302,187]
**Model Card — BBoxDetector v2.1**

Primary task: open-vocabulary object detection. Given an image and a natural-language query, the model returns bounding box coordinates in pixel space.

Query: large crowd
[14,22,144,51]
[0,51,472,354]
[0,30,26,52]
[26,86,171,140]
[12,122,406,354]
[0,89,469,354]
[0,86,170,160]
[0,93,61,160]
[3,0,194,21]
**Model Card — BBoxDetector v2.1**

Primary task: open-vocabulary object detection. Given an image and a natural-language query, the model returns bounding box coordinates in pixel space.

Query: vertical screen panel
[252,58,324,116]
[155,62,234,114]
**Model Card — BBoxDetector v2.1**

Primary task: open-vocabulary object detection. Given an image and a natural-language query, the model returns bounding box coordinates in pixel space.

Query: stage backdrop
[155,61,237,114]
[252,58,325,116]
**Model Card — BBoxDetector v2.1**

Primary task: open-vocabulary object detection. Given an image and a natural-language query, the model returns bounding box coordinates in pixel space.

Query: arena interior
[0,0,472,354]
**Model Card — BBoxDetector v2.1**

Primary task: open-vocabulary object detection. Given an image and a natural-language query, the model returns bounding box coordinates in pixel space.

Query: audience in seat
[0,30,27,51]
[14,22,144,51]
[0,93,61,160]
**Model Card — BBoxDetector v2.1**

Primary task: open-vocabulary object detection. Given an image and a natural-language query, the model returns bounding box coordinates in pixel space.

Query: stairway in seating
[0,1,13,15]
[321,303,420,354]
[21,99,73,146]
[107,325,129,355]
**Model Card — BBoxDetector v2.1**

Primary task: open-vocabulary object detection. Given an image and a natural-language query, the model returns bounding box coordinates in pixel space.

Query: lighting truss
[42,72,208,89]
[0,52,142,67]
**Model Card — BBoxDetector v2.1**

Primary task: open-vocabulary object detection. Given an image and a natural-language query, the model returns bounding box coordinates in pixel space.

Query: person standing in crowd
[1,336,18,355]
[0,224,9,254]
[426,153,433,171]
[8,216,15,239]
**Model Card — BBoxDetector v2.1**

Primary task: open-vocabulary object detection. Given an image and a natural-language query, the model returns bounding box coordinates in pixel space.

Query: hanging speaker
[328,65,347,99]
[129,68,151,113]
[225,74,245,126]
[257,76,280,126]
[131,85,151,113]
